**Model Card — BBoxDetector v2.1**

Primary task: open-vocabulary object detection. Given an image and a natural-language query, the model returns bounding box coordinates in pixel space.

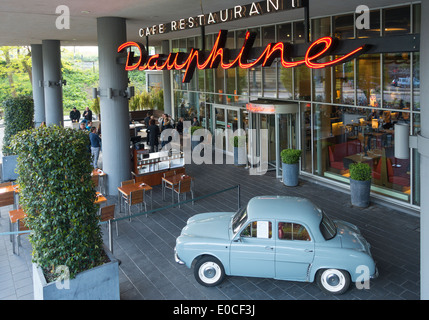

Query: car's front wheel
[194,256,225,287]
[316,268,351,295]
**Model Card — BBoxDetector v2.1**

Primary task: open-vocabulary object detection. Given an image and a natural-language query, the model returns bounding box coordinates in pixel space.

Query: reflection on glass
[413,53,420,111]
[383,53,411,109]
[263,64,277,98]
[294,58,311,100]
[334,58,354,104]
[413,4,421,34]
[413,113,420,206]
[249,67,262,97]
[293,21,305,43]
[383,6,411,36]
[312,17,330,41]
[237,68,249,96]
[356,9,380,38]
[277,23,291,43]
[357,54,381,107]
[279,67,292,99]
[262,25,276,46]
[313,57,332,103]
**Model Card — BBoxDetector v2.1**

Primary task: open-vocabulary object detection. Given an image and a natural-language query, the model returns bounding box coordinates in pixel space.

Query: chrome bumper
[174,247,185,265]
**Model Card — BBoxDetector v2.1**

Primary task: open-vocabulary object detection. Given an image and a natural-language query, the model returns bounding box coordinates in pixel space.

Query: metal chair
[173,177,194,208]
[100,204,118,236]
[162,170,176,200]
[124,189,146,221]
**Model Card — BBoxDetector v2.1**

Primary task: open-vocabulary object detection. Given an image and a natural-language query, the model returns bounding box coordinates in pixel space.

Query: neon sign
[118,30,366,83]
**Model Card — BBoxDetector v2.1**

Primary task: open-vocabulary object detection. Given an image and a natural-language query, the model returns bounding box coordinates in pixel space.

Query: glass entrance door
[213,105,242,155]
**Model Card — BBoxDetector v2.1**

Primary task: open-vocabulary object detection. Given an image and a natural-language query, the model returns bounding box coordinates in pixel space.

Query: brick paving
[0,161,421,300]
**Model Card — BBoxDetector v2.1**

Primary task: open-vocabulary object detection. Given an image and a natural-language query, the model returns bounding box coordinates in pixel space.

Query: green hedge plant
[280,149,302,164]
[2,95,34,156]
[11,125,105,282]
[349,162,372,181]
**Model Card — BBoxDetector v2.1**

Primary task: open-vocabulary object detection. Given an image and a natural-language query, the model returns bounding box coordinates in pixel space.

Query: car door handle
[304,249,314,253]
[265,246,273,250]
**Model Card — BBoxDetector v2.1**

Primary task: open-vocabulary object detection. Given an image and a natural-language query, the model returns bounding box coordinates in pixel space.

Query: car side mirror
[233,236,241,243]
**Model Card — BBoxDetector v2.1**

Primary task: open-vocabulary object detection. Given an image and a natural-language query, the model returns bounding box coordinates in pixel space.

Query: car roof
[246,196,323,227]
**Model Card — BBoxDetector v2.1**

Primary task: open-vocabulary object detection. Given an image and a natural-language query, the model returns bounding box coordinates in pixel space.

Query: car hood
[335,220,371,253]
[181,212,234,240]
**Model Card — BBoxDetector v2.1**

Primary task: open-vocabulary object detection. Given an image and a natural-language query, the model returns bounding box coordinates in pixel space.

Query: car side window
[278,222,311,241]
[241,221,272,239]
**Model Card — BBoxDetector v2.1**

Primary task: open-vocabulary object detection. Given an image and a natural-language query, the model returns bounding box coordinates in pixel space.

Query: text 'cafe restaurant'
[123,0,425,212]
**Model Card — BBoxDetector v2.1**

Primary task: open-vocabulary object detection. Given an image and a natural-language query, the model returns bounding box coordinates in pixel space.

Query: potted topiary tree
[280,149,302,187]
[349,162,372,208]
[2,95,34,181]
[11,125,119,300]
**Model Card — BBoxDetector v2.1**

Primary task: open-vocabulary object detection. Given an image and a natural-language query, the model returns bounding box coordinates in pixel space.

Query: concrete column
[31,44,45,127]
[162,40,172,116]
[420,1,429,300]
[42,40,63,126]
[97,17,131,195]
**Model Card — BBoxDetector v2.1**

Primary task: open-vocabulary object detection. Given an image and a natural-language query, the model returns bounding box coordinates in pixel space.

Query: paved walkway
[0,161,421,300]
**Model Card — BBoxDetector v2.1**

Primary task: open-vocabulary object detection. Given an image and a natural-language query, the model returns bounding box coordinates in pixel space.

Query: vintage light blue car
[174,196,378,294]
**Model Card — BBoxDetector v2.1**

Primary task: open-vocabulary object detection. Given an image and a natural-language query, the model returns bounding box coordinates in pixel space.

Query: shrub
[2,95,34,155]
[231,136,246,148]
[349,162,372,181]
[280,149,302,164]
[190,126,203,135]
[10,125,105,281]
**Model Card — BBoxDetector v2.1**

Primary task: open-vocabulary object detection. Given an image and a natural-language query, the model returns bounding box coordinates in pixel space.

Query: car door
[229,220,275,278]
[275,221,315,281]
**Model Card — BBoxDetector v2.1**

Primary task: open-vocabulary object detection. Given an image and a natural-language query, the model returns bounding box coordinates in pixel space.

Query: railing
[0,184,241,256]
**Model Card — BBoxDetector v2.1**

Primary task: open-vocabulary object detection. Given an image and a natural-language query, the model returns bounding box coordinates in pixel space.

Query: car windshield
[231,207,248,234]
[320,211,337,240]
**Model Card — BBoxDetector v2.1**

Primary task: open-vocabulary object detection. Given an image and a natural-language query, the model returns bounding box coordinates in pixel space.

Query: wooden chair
[173,177,194,208]
[0,181,12,188]
[100,204,118,236]
[162,170,176,200]
[91,175,99,191]
[124,189,146,221]
[121,179,135,186]
[0,190,15,218]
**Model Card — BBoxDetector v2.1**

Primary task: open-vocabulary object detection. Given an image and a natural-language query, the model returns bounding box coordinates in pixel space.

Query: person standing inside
[146,118,160,153]
[89,127,101,169]
[70,107,81,123]
[83,107,93,122]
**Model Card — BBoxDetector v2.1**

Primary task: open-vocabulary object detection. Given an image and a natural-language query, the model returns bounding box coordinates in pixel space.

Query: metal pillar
[162,40,172,117]
[42,40,63,126]
[97,17,131,195]
[31,44,45,127]
[420,1,429,300]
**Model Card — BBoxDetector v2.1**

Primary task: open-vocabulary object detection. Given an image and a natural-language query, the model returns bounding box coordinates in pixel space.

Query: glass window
[278,222,311,241]
[357,54,381,107]
[320,212,337,240]
[293,21,306,43]
[413,53,420,111]
[383,5,411,36]
[262,25,276,46]
[334,58,354,105]
[383,53,411,110]
[232,208,248,234]
[312,17,331,41]
[263,64,277,98]
[294,58,311,100]
[413,4,421,34]
[333,14,355,39]
[313,57,332,103]
[277,23,292,43]
[241,221,272,238]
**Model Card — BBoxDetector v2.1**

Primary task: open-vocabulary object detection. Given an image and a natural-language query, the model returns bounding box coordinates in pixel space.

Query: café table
[0,184,19,210]
[117,181,153,215]
[162,174,193,204]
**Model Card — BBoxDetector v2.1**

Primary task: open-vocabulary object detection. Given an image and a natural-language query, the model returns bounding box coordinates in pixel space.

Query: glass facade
[169,3,421,208]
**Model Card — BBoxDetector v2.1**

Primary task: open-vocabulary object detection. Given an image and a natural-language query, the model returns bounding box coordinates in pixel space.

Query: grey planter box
[33,246,120,300]
[1,155,18,181]
[282,162,299,187]
[350,179,371,208]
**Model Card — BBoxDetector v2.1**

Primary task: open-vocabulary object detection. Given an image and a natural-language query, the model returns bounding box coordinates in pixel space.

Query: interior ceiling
[0,0,414,47]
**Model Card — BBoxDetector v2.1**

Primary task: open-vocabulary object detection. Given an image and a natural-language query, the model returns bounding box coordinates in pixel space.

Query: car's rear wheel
[316,268,351,295]
[194,256,225,287]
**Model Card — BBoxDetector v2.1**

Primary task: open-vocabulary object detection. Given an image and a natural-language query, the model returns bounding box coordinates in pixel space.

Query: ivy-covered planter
[1,96,34,181]
[33,245,119,300]
[11,126,118,300]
